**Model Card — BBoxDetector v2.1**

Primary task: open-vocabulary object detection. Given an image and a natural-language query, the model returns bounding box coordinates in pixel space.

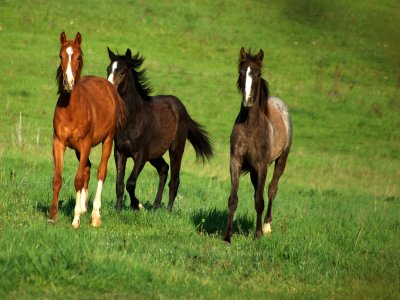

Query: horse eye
[77,56,82,61]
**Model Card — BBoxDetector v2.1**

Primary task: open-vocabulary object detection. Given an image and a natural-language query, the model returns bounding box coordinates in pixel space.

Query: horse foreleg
[264,154,288,235]
[72,142,91,229]
[150,157,169,209]
[49,137,66,223]
[126,153,146,210]
[114,149,127,211]
[224,158,241,243]
[91,136,113,227]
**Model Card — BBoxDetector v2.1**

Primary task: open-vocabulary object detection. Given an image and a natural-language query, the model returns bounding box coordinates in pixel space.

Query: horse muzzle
[243,96,254,107]
[63,78,74,92]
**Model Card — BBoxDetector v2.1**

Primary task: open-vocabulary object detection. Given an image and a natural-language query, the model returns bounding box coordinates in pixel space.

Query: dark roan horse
[49,32,125,228]
[106,48,213,211]
[224,48,292,243]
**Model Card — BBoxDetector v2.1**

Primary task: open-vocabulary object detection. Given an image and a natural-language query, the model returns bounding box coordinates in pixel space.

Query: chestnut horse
[224,48,292,243]
[49,32,125,228]
[106,48,213,211]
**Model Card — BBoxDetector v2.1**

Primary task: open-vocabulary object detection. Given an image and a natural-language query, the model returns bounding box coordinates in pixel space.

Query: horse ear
[125,48,132,59]
[74,32,82,46]
[108,47,116,60]
[60,32,67,44]
[257,49,264,62]
[239,47,246,60]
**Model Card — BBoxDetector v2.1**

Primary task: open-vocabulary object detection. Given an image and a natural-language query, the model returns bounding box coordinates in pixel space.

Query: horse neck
[240,85,266,126]
[119,75,145,115]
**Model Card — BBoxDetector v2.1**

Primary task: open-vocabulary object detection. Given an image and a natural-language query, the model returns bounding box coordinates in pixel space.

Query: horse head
[106,47,132,90]
[58,32,83,92]
[237,47,264,107]
[106,47,152,99]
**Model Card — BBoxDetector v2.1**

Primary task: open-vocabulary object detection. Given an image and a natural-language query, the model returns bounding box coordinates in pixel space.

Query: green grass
[0,0,399,299]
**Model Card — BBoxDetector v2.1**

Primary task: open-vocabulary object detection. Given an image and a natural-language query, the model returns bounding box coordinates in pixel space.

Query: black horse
[224,48,292,243]
[107,48,213,211]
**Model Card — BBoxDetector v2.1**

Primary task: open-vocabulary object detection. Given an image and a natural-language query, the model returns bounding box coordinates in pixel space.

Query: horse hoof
[223,237,231,244]
[72,219,80,229]
[90,217,101,227]
[262,223,272,235]
[47,219,56,225]
[131,203,142,210]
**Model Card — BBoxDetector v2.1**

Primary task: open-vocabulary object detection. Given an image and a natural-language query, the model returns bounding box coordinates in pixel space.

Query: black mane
[117,51,153,101]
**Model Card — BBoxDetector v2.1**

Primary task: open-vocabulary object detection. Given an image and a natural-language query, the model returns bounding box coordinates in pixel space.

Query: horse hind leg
[114,149,127,211]
[166,145,185,211]
[150,157,169,209]
[75,151,91,214]
[72,142,91,228]
[126,153,146,210]
[251,168,267,239]
[263,152,289,235]
[91,136,113,227]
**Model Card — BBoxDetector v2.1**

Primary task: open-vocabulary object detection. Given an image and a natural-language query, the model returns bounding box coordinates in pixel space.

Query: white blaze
[65,46,74,88]
[245,66,252,102]
[107,61,118,84]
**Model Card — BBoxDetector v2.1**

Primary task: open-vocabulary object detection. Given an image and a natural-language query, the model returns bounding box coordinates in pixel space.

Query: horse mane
[258,77,270,109]
[56,66,64,95]
[236,49,270,110]
[123,52,153,101]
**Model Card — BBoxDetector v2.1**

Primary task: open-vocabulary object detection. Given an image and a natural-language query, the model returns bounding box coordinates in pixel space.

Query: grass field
[0,0,399,299]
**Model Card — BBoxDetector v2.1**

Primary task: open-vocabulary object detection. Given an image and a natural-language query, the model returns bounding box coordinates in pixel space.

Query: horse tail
[187,117,213,162]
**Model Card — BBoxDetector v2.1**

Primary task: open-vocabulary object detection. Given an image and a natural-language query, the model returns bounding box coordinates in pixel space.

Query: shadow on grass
[34,196,79,219]
[191,208,254,237]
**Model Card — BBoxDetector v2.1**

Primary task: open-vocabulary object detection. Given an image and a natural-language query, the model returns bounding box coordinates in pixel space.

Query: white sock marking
[80,188,88,214]
[92,180,103,216]
[72,190,81,228]
[107,61,118,84]
[245,66,252,103]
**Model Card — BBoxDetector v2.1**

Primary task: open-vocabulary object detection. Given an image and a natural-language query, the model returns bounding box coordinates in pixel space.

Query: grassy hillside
[0,0,399,299]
